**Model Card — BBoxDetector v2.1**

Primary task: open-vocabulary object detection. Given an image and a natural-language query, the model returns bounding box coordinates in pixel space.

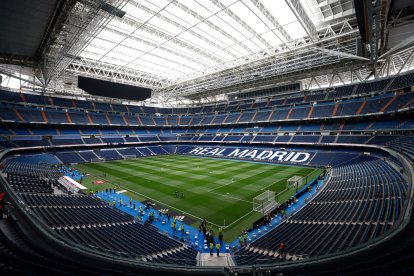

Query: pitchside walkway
[227,177,326,249]
[198,253,235,266]
[95,191,228,254]
[94,176,326,254]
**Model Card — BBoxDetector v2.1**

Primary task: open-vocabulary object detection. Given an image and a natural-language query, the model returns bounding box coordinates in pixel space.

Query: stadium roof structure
[1,0,414,103]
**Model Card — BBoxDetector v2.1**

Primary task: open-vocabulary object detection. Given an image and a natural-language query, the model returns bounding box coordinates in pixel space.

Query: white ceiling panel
[284,21,307,39]
[89,38,117,50]
[95,30,125,45]
[140,54,178,69]
[84,44,110,55]
[151,48,193,64]
[148,17,183,36]
[123,2,154,22]
[228,2,270,34]
[188,1,215,18]
[79,51,102,60]
[262,1,296,26]
[76,0,356,86]
[165,4,201,26]
[243,39,263,52]
[113,45,144,57]
[193,22,235,47]
[132,29,166,44]
[195,0,225,14]
[108,20,136,34]
[230,44,250,56]
[261,31,283,46]
[101,56,128,66]
[122,38,155,52]
[249,37,267,50]
[214,13,250,42]
[158,10,192,28]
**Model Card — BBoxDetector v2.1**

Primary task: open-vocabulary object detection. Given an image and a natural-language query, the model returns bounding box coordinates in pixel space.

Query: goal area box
[253,190,279,215]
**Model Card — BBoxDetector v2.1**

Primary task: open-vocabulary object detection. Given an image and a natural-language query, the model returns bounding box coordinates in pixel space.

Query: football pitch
[76,155,322,241]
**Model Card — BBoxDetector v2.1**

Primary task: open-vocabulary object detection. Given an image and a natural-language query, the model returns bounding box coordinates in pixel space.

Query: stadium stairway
[95,191,222,254]
[199,253,235,266]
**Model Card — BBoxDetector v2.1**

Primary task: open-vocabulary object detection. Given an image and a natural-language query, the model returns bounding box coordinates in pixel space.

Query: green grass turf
[76,155,322,242]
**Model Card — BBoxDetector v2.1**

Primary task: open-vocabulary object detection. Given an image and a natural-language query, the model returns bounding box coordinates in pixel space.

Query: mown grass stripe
[77,155,322,241]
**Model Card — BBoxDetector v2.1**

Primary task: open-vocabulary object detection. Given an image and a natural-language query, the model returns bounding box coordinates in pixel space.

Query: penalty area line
[207,190,251,204]
[82,169,223,228]
[223,210,254,229]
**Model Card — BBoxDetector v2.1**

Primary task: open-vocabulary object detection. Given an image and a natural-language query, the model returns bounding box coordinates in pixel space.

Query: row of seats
[62,144,314,166]
[6,174,54,194]
[1,72,413,115]
[0,217,108,274]
[0,116,412,139]
[2,159,198,266]
[2,142,410,267]
[3,134,412,166]
[41,142,408,170]
[3,160,61,178]
[385,136,414,161]
[1,91,413,126]
[9,153,60,165]
[55,145,172,164]
[55,222,197,265]
[234,159,406,265]
[177,145,367,167]
[19,193,103,207]
[325,235,414,274]
[30,205,133,228]
[0,118,412,148]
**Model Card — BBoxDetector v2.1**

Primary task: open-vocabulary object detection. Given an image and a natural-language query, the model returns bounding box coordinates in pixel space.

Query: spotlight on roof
[100,2,126,18]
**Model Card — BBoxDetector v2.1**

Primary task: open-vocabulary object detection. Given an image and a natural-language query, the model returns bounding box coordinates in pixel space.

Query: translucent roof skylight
[78,0,355,82]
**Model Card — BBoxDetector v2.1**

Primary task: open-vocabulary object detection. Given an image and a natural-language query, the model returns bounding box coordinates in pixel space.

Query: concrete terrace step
[198,253,235,266]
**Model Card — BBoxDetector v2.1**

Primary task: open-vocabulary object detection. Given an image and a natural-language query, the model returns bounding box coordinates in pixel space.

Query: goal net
[123,155,136,160]
[91,157,105,163]
[253,190,278,214]
[287,176,303,190]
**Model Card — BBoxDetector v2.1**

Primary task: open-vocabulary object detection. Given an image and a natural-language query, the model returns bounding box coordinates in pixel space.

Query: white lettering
[290,152,310,163]
[283,152,296,162]
[189,147,203,154]
[256,150,273,160]
[187,147,311,164]
[269,151,288,161]
[216,148,226,156]
[199,148,212,155]
[228,149,249,158]
[244,150,258,159]
[207,148,220,155]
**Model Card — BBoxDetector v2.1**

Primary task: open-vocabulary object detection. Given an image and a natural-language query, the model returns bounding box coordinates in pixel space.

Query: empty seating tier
[6,175,54,194]
[234,158,407,265]
[30,205,133,228]
[19,193,104,207]
[55,222,197,265]
[3,161,61,178]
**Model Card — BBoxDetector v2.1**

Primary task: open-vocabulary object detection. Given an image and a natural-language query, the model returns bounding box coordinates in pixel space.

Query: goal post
[253,190,278,214]
[90,157,105,163]
[123,155,136,160]
[287,176,303,191]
